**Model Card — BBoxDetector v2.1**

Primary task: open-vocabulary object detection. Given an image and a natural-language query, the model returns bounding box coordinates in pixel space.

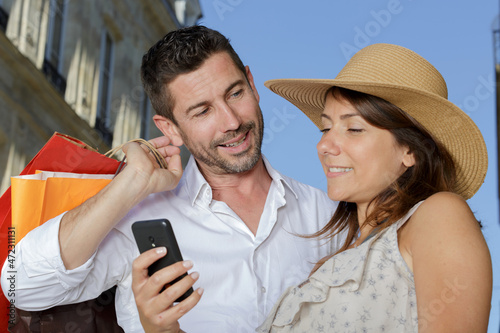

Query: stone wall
[0,0,201,193]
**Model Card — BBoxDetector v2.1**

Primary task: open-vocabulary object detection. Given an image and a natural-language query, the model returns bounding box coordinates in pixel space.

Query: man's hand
[119,137,183,199]
[59,136,183,270]
[148,136,182,165]
[132,247,203,333]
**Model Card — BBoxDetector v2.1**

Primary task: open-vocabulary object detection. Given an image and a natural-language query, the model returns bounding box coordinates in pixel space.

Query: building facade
[0,0,201,194]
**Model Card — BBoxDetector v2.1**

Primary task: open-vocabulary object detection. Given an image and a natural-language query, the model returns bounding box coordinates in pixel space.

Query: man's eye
[196,109,209,116]
[230,90,242,98]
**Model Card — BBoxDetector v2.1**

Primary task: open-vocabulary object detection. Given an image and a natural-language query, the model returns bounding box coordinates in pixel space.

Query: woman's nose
[317,131,341,156]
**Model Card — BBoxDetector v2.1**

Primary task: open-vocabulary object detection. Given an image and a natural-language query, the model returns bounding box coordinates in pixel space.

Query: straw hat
[265,43,487,199]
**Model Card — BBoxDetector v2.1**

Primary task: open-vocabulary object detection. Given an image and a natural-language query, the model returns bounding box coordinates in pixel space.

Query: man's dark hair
[141,25,246,124]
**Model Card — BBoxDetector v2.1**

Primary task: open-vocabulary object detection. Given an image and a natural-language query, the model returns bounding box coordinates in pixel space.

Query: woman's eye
[348,128,364,133]
[320,128,330,134]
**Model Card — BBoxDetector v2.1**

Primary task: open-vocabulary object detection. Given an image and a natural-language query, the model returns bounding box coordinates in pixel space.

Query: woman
[259,43,492,332]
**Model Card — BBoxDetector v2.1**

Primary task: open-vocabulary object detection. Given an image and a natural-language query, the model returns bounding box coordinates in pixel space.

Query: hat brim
[265,78,488,199]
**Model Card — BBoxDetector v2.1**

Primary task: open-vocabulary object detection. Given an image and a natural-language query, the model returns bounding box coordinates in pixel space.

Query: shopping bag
[0,132,120,247]
[0,132,120,330]
[10,171,114,243]
[0,132,120,257]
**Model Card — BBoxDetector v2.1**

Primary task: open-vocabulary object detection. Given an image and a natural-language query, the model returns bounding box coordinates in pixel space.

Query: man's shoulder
[279,175,337,220]
[263,156,330,201]
[279,172,330,200]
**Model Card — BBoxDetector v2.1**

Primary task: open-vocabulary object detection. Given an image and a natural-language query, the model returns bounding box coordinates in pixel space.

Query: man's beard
[180,115,264,175]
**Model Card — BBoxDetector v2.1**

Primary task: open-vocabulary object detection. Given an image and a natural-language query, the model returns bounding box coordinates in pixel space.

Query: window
[95,31,114,146]
[140,92,152,139]
[0,0,7,31]
[45,0,65,70]
[0,10,6,32]
[42,0,66,93]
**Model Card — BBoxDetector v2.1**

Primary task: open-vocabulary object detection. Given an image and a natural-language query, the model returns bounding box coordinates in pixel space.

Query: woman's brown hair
[312,87,457,254]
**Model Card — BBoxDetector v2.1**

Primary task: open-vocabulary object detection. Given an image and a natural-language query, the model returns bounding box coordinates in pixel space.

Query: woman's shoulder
[401,191,484,258]
[397,191,491,290]
[418,190,468,207]
[411,191,474,225]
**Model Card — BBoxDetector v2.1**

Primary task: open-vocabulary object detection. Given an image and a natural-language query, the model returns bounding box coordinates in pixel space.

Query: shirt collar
[261,155,299,200]
[181,154,299,207]
[182,156,210,207]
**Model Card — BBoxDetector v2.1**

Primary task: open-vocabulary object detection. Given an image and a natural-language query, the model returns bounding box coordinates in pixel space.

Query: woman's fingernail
[183,260,193,268]
[197,288,204,296]
[190,271,199,280]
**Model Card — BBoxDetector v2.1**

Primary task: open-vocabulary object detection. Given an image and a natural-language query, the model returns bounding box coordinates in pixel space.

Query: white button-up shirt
[2,156,340,333]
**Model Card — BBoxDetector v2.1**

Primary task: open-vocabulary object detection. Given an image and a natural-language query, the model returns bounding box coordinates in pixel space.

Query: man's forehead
[167,53,246,114]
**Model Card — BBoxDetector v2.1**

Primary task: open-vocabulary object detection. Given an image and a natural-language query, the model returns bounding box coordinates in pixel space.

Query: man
[1,26,339,332]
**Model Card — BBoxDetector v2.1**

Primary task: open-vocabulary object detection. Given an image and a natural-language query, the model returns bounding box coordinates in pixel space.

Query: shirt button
[261,287,266,293]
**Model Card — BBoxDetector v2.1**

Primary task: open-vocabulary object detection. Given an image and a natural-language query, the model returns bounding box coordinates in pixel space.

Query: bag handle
[105,139,169,177]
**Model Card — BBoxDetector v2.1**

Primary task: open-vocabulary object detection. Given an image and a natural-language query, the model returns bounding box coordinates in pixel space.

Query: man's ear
[153,115,184,146]
[245,65,260,103]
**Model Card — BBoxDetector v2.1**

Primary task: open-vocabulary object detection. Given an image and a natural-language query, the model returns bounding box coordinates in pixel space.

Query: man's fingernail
[156,247,166,254]
[183,260,193,268]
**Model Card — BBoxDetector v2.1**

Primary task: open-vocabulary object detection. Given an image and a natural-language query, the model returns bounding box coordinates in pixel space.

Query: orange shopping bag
[10,171,114,243]
[0,132,120,253]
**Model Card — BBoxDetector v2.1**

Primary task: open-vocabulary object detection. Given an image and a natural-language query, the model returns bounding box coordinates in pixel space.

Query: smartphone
[131,218,193,302]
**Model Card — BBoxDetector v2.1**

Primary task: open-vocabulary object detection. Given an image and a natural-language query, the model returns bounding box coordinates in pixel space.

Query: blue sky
[197,0,500,330]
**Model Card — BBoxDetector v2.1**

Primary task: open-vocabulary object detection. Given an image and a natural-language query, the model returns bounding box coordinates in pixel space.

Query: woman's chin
[327,191,348,202]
